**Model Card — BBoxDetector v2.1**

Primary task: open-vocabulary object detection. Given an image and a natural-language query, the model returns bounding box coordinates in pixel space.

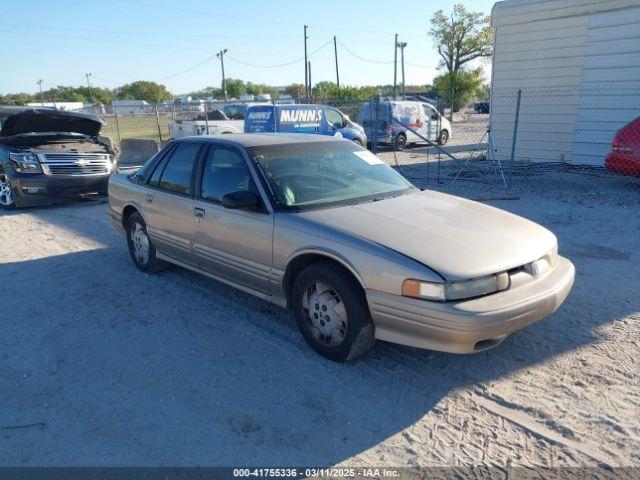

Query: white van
[359,100,452,150]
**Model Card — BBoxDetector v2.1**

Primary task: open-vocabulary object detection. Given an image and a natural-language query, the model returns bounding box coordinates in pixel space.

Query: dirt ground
[0,166,638,474]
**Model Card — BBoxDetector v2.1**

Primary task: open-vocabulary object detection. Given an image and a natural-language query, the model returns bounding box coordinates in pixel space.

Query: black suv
[0,107,115,208]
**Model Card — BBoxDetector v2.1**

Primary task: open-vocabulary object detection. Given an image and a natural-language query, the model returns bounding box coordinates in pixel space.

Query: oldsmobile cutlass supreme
[107,134,575,362]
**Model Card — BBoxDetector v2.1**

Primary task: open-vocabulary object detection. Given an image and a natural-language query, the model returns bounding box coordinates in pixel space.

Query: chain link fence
[96,86,639,198]
[367,86,640,199]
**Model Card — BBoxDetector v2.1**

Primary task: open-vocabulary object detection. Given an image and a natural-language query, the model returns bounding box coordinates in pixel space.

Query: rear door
[143,141,203,265]
[193,144,273,294]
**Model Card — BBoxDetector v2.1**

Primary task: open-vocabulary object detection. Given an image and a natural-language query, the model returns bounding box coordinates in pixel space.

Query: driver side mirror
[222,191,259,210]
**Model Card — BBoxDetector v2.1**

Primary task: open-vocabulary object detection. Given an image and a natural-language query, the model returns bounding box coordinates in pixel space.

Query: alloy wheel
[302,281,348,346]
[130,222,150,265]
[0,170,14,207]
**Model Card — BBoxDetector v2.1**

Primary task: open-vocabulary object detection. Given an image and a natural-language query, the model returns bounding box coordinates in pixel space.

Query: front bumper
[367,256,575,353]
[8,170,110,206]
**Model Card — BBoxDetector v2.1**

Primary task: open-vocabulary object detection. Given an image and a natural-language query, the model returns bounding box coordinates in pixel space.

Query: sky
[0,0,495,95]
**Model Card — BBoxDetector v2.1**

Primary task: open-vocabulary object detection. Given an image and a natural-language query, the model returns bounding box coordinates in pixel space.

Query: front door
[423,104,440,141]
[193,144,273,295]
[143,141,202,264]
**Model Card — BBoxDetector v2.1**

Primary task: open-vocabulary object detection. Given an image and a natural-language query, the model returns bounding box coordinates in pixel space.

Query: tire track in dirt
[469,390,618,467]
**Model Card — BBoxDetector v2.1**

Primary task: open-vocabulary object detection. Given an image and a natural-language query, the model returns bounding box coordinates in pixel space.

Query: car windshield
[247,140,414,209]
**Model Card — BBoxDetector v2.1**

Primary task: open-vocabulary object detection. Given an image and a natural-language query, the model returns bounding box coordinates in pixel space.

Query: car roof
[176,133,343,148]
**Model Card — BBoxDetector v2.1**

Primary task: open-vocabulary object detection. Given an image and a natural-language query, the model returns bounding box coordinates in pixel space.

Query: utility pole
[85,73,94,104]
[37,79,44,106]
[393,34,398,100]
[397,42,407,99]
[304,25,309,98]
[333,36,340,89]
[308,61,312,98]
[217,49,228,102]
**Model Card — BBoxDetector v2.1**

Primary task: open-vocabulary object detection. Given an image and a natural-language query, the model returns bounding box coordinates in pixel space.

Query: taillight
[612,132,633,152]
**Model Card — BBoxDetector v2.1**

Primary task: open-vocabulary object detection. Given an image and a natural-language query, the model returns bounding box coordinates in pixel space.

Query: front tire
[352,138,363,147]
[438,129,449,145]
[126,212,167,273]
[292,261,375,362]
[394,134,407,151]
[0,166,16,209]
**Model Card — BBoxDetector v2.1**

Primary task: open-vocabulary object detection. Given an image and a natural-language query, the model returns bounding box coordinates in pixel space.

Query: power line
[225,40,332,69]
[337,40,435,70]
[0,21,298,40]
[159,54,218,81]
[337,40,393,65]
[110,0,429,38]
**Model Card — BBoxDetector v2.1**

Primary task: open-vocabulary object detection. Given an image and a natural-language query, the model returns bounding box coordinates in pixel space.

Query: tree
[118,81,172,103]
[186,86,222,100]
[0,92,34,105]
[284,83,305,99]
[429,4,492,116]
[432,68,484,112]
[429,4,492,73]
[224,78,246,99]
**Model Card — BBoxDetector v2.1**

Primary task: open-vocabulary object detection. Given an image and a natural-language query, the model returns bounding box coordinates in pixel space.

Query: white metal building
[490,0,640,165]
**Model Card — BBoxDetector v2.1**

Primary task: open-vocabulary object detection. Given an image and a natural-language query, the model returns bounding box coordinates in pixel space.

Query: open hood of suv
[0,108,105,138]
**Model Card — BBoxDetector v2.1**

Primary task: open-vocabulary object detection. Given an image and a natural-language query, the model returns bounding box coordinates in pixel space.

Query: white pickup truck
[168,109,244,139]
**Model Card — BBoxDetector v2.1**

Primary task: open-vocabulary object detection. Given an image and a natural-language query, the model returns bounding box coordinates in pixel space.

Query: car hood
[299,190,557,281]
[0,108,105,138]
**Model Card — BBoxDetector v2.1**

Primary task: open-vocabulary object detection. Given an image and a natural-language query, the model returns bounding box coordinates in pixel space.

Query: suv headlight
[9,153,42,173]
[403,272,510,302]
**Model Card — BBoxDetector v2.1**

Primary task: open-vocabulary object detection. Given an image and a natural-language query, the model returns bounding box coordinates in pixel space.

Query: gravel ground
[0,168,638,473]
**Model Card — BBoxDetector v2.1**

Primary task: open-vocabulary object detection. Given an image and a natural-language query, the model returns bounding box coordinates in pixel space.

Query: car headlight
[9,152,42,173]
[403,272,510,302]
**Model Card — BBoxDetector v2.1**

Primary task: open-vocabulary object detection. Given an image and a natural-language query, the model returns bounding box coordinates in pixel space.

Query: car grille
[41,153,112,176]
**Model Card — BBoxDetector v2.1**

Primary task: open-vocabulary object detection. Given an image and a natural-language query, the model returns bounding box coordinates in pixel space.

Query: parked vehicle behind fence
[605,117,640,177]
[169,109,244,139]
[0,107,115,208]
[474,101,490,114]
[244,104,367,145]
[107,133,574,362]
[359,99,451,151]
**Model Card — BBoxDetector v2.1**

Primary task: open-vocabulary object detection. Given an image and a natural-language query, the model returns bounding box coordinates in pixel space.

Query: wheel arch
[283,249,366,309]
[121,203,146,230]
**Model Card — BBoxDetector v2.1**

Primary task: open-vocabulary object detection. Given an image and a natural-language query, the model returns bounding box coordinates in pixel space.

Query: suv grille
[41,153,111,176]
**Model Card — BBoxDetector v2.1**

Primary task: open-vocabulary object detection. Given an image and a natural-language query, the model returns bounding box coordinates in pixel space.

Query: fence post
[154,104,163,144]
[204,102,210,135]
[508,89,522,188]
[113,103,121,144]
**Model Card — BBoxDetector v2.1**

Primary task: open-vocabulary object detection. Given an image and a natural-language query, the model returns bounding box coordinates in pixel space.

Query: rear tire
[352,138,363,147]
[126,212,168,273]
[394,134,407,151]
[0,166,16,210]
[292,260,375,362]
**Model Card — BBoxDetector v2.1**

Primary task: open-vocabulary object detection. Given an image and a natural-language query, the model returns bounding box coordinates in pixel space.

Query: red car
[605,117,640,177]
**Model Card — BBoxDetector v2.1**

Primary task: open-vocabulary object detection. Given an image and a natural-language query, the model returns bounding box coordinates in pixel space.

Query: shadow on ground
[0,185,638,466]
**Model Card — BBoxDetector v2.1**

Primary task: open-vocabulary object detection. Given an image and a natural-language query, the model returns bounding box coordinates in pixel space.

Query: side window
[325,108,344,127]
[148,154,170,187]
[423,104,439,120]
[201,146,255,203]
[153,142,200,194]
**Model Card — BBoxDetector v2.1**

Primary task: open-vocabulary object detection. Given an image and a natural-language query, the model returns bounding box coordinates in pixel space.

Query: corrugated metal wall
[490,0,640,165]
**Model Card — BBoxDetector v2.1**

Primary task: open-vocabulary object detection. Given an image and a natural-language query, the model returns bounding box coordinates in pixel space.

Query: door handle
[146,193,153,203]
[194,207,205,218]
